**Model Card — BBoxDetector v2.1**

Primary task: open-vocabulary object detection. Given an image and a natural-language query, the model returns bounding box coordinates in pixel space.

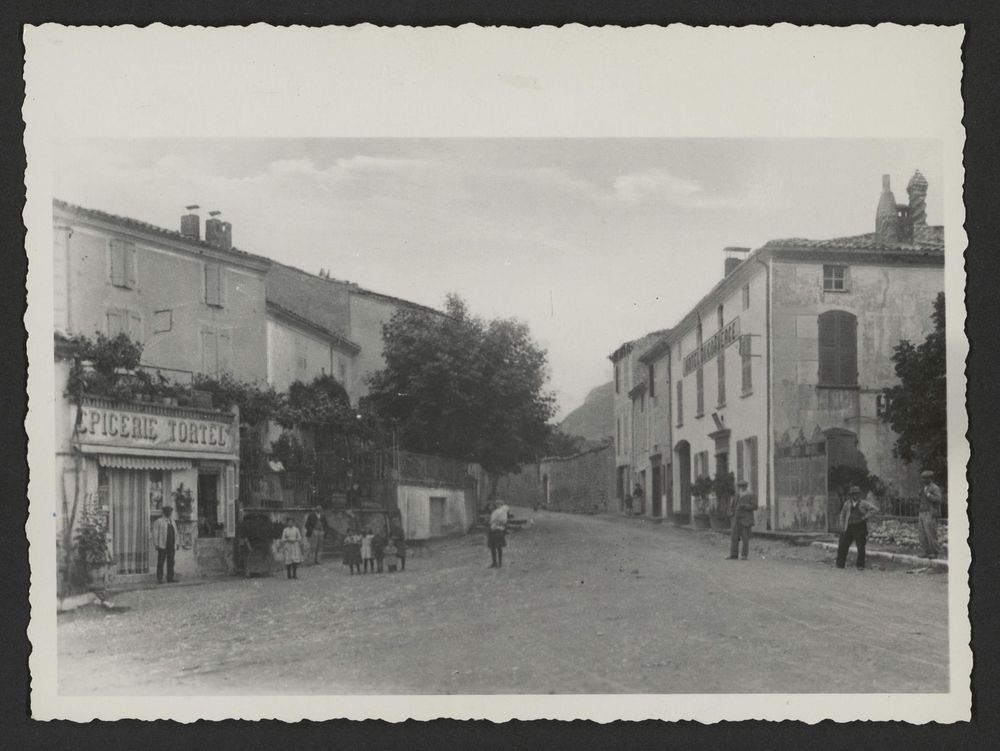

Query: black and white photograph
[23,24,969,723]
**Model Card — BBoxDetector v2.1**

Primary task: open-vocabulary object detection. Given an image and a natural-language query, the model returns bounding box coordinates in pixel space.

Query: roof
[609,329,670,362]
[53,199,271,270]
[265,301,361,354]
[638,334,672,364]
[763,225,944,254]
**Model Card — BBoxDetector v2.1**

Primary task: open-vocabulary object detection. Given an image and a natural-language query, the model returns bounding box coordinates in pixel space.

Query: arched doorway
[674,440,692,524]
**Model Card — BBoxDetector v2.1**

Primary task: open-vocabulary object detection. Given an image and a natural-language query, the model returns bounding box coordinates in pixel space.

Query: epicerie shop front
[67,396,241,583]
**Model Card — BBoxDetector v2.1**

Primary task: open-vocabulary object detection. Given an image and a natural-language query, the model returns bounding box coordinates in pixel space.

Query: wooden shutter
[218,331,231,376]
[717,350,726,405]
[124,242,137,288]
[838,313,858,386]
[818,311,838,384]
[205,264,222,306]
[736,439,745,483]
[106,309,122,336]
[202,330,218,375]
[109,240,126,286]
[224,465,237,538]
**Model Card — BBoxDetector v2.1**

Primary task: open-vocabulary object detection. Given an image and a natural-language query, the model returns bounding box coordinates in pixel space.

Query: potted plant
[74,508,113,590]
[173,483,194,521]
[710,471,736,530]
[691,475,714,529]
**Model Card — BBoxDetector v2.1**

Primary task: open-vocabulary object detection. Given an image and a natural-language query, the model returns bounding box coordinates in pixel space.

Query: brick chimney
[907,169,928,228]
[875,175,901,245]
[180,205,200,240]
[723,246,750,277]
[205,210,232,251]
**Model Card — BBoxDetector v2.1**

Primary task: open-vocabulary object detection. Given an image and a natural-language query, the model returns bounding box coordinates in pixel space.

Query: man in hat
[836,486,879,570]
[918,470,944,558]
[151,505,178,583]
[304,505,328,565]
[727,479,758,560]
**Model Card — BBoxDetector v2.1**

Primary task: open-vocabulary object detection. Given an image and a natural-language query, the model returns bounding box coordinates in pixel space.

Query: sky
[52,138,944,419]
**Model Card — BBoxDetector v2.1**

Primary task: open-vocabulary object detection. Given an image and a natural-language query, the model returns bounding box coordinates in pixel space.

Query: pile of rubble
[867,518,949,555]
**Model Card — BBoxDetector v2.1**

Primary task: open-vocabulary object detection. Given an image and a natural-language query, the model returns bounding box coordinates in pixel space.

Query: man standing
[304,505,327,565]
[632,482,645,516]
[727,480,758,560]
[836,486,879,570]
[152,505,177,584]
[918,470,944,559]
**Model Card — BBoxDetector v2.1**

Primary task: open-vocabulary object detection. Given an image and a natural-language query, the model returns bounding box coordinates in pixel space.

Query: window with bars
[109,239,137,289]
[818,310,858,386]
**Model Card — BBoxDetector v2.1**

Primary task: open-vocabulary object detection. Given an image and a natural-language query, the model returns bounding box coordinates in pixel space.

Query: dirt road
[57,508,949,694]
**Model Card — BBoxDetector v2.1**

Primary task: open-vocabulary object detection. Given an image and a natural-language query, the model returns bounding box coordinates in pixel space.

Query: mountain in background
[559,381,614,443]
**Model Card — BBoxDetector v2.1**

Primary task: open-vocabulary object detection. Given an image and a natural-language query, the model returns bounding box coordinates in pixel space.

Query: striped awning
[97,455,193,471]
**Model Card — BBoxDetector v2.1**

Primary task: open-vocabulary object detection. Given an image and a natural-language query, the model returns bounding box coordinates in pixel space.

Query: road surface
[57,508,949,694]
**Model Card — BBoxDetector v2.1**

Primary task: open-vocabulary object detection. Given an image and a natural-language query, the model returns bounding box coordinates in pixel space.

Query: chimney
[907,169,928,228]
[723,246,750,277]
[181,204,200,240]
[875,174,900,245]
[205,210,232,251]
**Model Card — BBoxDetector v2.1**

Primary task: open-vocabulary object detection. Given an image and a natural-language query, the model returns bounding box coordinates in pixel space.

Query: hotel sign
[76,402,236,454]
[683,318,741,376]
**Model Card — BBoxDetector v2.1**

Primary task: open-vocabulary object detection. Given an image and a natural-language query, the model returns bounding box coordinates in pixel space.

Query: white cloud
[612,167,735,208]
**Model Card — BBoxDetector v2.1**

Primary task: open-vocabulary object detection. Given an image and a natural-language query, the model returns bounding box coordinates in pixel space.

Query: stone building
[661,171,944,531]
[53,200,270,584]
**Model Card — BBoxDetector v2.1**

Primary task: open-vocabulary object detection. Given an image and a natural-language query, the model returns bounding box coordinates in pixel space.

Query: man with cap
[918,470,944,558]
[727,479,758,560]
[836,486,879,570]
[151,505,178,583]
[304,505,328,565]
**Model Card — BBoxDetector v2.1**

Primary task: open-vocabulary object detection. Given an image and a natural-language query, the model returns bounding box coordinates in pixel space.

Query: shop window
[818,310,858,387]
[109,238,137,289]
[148,470,168,514]
[823,265,849,292]
[205,263,224,308]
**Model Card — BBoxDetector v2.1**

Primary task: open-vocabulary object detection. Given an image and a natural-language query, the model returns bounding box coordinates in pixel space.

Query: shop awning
[97,455,193,471]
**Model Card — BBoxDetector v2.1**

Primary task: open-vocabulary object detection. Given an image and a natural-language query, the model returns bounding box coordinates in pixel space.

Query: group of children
[341,528,407,575]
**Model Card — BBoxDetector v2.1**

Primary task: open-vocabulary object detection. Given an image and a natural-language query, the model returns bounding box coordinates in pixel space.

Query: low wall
[396,484,470,540]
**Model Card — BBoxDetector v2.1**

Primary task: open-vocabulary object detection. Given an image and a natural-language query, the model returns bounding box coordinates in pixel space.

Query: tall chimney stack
[723,246,750,277]
[205,210,233,251]
[907,169,928,228]
[181,204,201,240]
[875,174,900,245]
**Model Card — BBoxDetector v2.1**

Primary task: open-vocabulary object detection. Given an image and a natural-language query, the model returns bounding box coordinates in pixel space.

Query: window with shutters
[109,239,137,289]
[741,349,753,395]
[818,310,858,387]
[717,350,726,406]
[823,265,848,292]
[201,328,232,377]
[695,366,704,417]
[205,264,224,308]
[675,380,683,427]
[106,308,143,340]
[648,363,655,397]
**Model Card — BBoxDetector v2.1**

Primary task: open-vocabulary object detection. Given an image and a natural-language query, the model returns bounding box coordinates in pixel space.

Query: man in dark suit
[836,485,879,570]
[151,505,177,583]
[727,480,758,560]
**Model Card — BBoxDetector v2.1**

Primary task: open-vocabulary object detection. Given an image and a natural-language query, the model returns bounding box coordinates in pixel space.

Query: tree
[366,294,556,492]
[882,292,947,487]
[543,428,587,457]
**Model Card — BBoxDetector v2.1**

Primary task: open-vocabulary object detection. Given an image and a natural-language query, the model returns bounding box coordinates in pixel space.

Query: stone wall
[540,443,616,514]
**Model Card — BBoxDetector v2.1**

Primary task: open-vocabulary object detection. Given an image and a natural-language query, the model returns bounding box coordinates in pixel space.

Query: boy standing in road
[918,470,944,559]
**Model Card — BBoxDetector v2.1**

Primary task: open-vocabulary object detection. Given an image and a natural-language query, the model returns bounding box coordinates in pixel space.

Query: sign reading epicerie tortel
[76,402,236,454]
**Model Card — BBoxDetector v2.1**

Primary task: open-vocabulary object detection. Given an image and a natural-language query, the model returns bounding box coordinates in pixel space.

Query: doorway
[675,440,691,522]
[198,472,220,537]
[429,496,446,537]
[650,456,662,517]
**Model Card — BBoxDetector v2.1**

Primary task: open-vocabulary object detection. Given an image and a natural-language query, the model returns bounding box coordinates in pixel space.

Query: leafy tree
[192,373,283,427]
[882,292,947,487]
[366,294,556,493]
